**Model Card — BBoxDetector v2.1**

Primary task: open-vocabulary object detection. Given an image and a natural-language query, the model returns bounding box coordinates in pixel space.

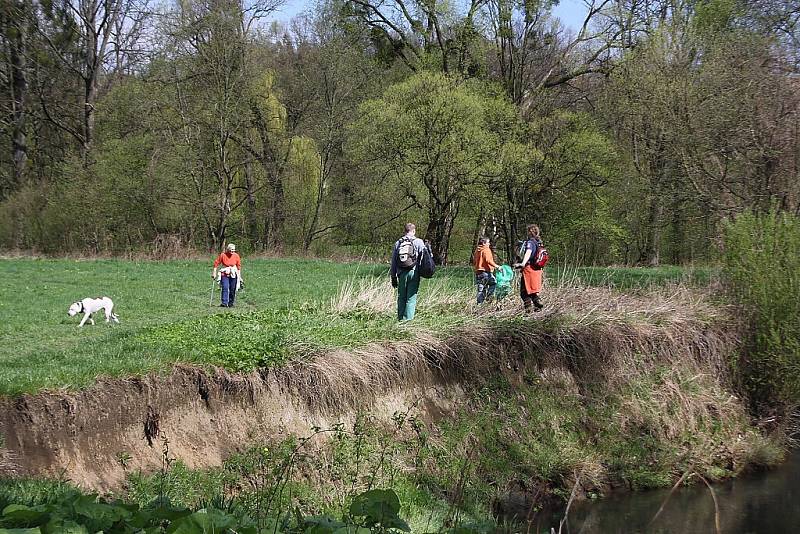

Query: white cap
[226,243,236,251]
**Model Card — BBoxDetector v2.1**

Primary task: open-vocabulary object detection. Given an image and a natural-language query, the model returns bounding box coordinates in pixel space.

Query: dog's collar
[77,301,84,314]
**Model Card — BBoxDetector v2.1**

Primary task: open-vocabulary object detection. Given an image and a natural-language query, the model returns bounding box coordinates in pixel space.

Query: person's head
[478,236,490,246]
[226,243,236,253]
[404,222,416,236]
[526,224,540,239]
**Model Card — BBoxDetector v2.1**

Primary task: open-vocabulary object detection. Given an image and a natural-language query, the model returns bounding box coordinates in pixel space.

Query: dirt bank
[0,288,759,492]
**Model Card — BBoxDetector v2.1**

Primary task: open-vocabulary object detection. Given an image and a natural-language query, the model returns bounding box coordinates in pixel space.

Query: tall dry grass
[329,274,472,315]
[289,268,738,414]
[274,266,783,485]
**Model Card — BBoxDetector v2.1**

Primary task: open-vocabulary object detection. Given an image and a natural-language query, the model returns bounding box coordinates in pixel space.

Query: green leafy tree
[350,72,517,264]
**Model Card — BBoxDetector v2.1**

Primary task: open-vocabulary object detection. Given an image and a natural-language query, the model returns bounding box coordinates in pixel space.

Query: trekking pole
[209,278,216,307]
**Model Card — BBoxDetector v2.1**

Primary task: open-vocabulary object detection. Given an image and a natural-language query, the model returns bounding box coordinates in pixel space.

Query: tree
[350,72,517,264]
[0,0,30,193]
[489,111,618,262]
[33,0,152,161]
[486,0,623,110]
[276,8,381,250]
[600,25,693,265]
[342,0,487,74]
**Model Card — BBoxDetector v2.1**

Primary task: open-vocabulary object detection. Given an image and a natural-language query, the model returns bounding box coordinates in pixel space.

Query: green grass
[0,258,391,394]
[0,258,711,395]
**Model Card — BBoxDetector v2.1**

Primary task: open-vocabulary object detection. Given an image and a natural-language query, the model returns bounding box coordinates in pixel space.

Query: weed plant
[722,211,800,408]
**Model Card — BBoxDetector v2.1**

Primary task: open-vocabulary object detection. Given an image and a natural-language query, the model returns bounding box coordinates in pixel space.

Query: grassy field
[0,258,713,395]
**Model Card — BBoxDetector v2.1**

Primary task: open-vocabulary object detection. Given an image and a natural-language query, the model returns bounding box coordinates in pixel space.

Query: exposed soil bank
[0,288,775,494]
[0,362,469,491]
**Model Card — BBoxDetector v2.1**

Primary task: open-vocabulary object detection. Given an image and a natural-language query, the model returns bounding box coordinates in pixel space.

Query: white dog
[68,297,120,327]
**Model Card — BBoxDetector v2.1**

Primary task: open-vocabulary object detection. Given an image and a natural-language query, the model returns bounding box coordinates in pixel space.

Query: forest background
[1,0,798,265]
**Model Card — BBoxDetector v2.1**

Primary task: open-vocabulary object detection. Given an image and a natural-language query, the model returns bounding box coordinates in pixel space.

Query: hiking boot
[219,303,228,307]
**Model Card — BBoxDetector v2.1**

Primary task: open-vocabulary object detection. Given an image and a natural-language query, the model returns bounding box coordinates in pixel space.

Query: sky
[272,0,590,30]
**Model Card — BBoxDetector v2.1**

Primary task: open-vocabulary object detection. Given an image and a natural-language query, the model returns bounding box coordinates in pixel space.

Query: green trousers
[397,267,420,321]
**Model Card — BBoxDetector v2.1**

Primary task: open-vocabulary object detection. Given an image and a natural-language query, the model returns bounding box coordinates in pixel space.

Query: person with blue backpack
[390,222,433,321]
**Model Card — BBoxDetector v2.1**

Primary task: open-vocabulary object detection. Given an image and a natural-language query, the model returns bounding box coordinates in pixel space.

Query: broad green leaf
[40,519,88,534]
[167,508,237,533]
[1,505,48,527]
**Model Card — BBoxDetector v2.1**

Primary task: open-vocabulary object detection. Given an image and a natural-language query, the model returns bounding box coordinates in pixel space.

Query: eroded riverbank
[0,286,785,527]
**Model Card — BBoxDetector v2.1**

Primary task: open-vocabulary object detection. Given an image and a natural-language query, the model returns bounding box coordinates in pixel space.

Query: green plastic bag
[494,264,514,299]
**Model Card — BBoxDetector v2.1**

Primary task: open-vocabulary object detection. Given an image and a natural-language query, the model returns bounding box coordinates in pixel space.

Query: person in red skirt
[514,224,544,313]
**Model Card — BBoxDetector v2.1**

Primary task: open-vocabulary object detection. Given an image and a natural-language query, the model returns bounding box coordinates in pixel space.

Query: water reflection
[557,452,800,533]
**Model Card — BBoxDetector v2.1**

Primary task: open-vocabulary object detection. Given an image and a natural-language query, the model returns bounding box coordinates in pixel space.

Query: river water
[550,451,800,533]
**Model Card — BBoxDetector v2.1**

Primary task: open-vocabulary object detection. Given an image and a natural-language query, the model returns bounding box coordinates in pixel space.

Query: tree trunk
[425,199,457,266]
[263,175,285,250]
[671,196,684,264]
[243,161,260,249]
[304,155,327,251]
[83,75,97,162]
[470,209,484,259]
[8,2,28,191]
[504,181,520,262]
[646,194,663,266]
[82,0,99,163]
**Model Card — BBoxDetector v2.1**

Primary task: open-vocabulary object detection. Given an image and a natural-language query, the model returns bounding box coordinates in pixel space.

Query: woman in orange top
[473,236,499,304]
[514,224,544,313]
[211,243,242,307]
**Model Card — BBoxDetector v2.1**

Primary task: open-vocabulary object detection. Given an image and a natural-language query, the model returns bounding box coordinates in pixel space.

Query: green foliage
[723,210,800,407]
[525,112,623,264]
[135,307,406,372]
[693,0,743,36]
[0,487,420,534]
[349,490,409,532]
[283,137,323,246]
[348,72,520,260]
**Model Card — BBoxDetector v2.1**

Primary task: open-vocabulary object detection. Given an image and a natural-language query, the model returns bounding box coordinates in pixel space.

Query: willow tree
[350,72,518,264]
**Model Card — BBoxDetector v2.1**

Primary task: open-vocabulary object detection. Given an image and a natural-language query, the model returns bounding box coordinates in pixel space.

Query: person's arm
[390,243,398,287]
[390,243,398,277]
[516,242,532,268]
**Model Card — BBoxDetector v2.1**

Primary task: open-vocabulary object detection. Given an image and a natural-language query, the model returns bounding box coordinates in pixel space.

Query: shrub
[722,210,800,408]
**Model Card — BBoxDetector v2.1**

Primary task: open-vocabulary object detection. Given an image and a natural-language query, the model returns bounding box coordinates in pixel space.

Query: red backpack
[533,245,549,269]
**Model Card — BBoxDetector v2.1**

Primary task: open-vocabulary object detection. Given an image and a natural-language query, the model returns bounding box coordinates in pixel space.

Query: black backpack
[397,237,418,270]
[418,244,436,279]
